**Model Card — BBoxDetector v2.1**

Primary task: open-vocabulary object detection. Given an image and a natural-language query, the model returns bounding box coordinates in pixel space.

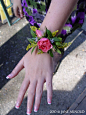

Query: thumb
[6,58,24,79]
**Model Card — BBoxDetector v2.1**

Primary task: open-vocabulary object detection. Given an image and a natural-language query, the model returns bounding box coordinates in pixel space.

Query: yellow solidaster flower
[30,26,40,31]
[52,30,59,37]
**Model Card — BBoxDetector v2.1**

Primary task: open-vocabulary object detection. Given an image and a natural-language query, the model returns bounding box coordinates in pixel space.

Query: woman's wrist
[40,25,61,37]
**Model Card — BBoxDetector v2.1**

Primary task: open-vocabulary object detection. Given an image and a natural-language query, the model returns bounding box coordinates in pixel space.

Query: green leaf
[53,45,56,49]
[57,49,61,54]
[56,42,62,46]
[43,27,47,37]
[37,49,43,54]
[31,43,37,47]
[57,34,61,37]
[27,38,33,43]
[43,31,46,37]
[49,50,53,57]
[27,38,36,44]
[31,46,36,54]
[31,29,36,38]
[57,37,62,41]
[62,43,69,48]
[46,28,52,38]
[52,37,62,42]
[32,38,36,41]
[61,42,71,48]
[52,37,57,41]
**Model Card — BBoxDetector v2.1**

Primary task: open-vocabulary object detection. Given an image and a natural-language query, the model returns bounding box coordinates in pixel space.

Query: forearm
[40,0,78,33]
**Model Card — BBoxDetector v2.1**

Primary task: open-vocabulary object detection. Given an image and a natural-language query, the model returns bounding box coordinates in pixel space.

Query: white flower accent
[50,39,54,43]
[35,37,38,42]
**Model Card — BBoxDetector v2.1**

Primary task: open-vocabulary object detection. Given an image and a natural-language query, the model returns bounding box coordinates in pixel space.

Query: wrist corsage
[26,26,71,57]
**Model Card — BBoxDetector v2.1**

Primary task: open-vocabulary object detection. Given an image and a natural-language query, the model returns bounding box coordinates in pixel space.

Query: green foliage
[27,38,35,43]
[56,42,62,46]
[52,30,59,37]
[57,34,61,37]
[57,37,62,41]
[53,45,56,49]
[25,7,31,15]
[31,46,36,54]
[31,29,36,38]
[46,28,52,38]
[43,30,47,37]
[63,42,71,48]
[56,49,61,54]
[32,38,36,41]
[48,49,53,57]
[26,26,71,57]
[52,37,62,42]
[26,38,37,51]
[26,44,32,51]
[37,49,43,54]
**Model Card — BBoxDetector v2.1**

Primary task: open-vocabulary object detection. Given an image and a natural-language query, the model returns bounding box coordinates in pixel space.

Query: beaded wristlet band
[26,26,71,57]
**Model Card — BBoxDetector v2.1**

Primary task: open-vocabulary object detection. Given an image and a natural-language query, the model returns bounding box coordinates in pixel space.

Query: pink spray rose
[37,38,53,52]
[36,29,43,37]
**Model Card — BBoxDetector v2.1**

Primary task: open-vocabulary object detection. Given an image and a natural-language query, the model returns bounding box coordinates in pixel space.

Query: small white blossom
[35,37,38,42]
[50,39,54,43]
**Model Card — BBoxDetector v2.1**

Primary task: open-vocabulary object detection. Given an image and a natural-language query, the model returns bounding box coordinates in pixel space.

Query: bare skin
[7,0,78,114]
[7,47,53,113]
[13,0,23,18]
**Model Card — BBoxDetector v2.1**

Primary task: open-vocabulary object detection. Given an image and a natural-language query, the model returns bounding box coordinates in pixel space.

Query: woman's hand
[13,0,23,18]
[6,48,53,114]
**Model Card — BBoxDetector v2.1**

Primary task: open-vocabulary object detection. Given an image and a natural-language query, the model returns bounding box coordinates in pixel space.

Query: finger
[27,80,37,114]
[13,6,20,18]
[15,75,30,109]
[19,5,24,18]
[46,74,53,105]
[6,58,24,79]
[34,78,45,112]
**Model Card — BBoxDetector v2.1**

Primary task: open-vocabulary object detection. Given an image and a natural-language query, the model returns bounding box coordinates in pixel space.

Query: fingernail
[15,105,19,109]
[48,99,51,105]
[6,74,13,79]
[15,103,19,109]
[48,102,51,104]
[27,112,31,115]
[34,107,38,112]
[27,109,31,115]
[6,76,10,79]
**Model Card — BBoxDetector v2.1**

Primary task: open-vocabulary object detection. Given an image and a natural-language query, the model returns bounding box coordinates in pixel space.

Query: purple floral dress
[22,0,86,38]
